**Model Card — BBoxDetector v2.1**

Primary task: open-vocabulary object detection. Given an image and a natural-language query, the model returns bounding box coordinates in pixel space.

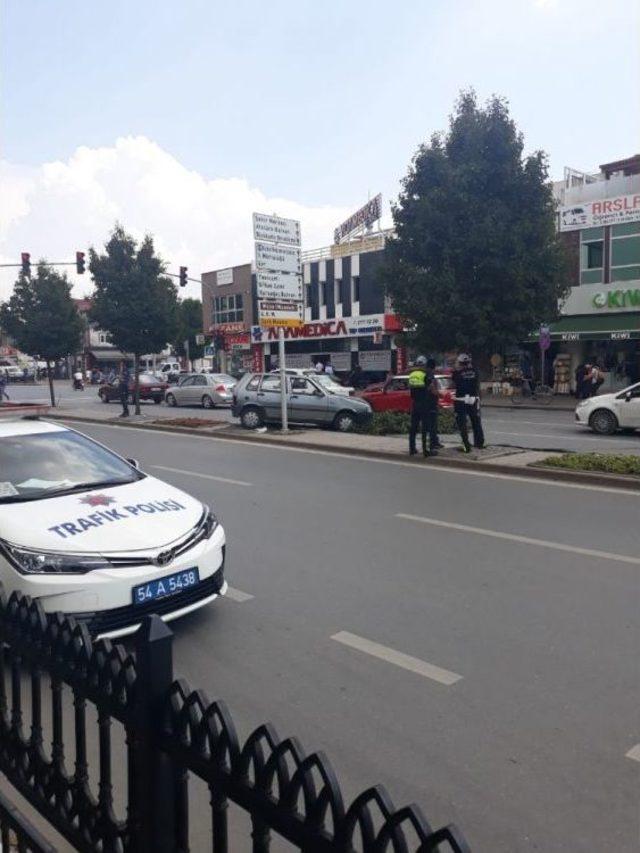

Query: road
[63,419,639,852]
[9,380,640,455]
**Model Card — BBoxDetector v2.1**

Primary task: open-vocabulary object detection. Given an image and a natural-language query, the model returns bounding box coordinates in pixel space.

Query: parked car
[157,361,182,383]
[0,416,226,638]
[165,374,236,408]
[269,368,354,396]
[99,373,168,404]
[575,381,640,434]
[358,374,455,413]
[232,373,372,431]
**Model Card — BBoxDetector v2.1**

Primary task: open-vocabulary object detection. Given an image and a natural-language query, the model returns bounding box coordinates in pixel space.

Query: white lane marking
[64,421,640,497]
[225,586,254,602]
[332,631,461,685]
[152,465,252,487]
[396,514,640,566]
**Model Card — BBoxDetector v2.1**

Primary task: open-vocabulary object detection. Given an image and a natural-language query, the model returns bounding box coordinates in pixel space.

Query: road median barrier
[48,413,640,491]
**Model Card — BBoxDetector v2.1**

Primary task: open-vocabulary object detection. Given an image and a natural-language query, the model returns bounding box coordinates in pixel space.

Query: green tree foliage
[0,264,84,406]
[382,91,568,357]
[89,225,178,413]
[174,298,205,368]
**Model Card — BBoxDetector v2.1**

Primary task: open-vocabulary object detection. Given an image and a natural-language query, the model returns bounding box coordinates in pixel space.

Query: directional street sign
[256,269,303,302]
[253,213,301,247]
[255,241,301,275]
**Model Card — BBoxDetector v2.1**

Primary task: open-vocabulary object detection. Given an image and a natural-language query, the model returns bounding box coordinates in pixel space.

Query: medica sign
[560,194,640,231]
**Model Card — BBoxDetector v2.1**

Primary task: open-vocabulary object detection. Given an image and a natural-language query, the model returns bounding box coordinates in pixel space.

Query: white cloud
[0,136,355,301]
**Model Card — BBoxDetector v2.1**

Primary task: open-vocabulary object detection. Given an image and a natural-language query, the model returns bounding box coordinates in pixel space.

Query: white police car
[0,416,226,637]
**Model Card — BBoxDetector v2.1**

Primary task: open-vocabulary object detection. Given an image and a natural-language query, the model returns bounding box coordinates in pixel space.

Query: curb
[49,413,640,492]
[482,402,576,412]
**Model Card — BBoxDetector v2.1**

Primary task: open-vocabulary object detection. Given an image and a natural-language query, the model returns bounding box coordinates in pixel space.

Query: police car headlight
[0,541,109,575]
[202,506,219,539]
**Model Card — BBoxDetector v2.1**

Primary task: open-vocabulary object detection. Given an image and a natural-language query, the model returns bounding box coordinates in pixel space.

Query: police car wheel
[202,395,215,409]
[241,406,263,429]
[166,393,177,407]
[589,409,617,435]
[100,390,109,403]
[334,411,355,432]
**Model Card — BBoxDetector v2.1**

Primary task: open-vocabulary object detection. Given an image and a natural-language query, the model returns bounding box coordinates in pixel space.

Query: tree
[89,225,178,414]
[382,91,568,360]
[0,264,84,407]
[174,298,205,370]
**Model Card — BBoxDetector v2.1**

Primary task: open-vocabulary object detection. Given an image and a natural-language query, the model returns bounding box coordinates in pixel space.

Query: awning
[528,313,640,342]
[87,349,128,361]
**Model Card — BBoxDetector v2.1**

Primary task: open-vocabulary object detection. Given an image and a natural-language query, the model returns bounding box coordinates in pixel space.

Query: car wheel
[153,397,162,404]
[99,390,109,403]
[166,393,177,407]
[589,408,618,435]
[202,394,215,409]
[240,406,264,429]
[333,411,356,432]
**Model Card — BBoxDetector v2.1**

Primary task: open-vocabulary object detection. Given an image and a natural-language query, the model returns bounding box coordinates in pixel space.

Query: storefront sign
[255,241,301,275]
[216,268,233,286]
[253,213,301,246]
[251,314,385,342]
[251,344,263,372]
[215,321,246,333]
[256,269,303,302]
[592,288,640,309]
[330,234,385,258]
[359,350,391,371]
[559,193,640,231]
[334,194,382,244]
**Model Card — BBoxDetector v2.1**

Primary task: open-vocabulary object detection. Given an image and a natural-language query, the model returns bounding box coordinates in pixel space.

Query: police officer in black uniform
[452,353,485,453]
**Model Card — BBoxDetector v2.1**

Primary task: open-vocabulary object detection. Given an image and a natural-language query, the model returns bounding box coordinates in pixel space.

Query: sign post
[253,212,304,432]
[539,324,551,384]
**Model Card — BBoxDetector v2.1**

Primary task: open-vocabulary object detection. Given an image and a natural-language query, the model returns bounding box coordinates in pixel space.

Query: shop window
[214,293,244,325]
[352,276,360,303]
[319,282,326,305]
[305,283,312,308]
[611,235,640,267]
[611,222,640,238]
[580,227,603,285]
[335,279,342,304]
[611,265,640,282]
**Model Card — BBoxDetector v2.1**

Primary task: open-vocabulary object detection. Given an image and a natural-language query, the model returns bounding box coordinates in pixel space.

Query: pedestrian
[408,356,439,458]
[324,362,334,376]
[348,363,365,389]
[0,371,9,402]
[574,363,586,399]
[452,353,485,453]
[315,359,325,373]
[118,360,130,417]
[589,363,604,396]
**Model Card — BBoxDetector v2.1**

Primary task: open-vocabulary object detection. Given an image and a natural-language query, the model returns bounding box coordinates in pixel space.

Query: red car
[358,374,455,413]
[98,373,168,404]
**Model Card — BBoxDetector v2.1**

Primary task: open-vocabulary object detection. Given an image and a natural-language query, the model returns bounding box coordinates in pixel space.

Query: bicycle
[510,379,554,405]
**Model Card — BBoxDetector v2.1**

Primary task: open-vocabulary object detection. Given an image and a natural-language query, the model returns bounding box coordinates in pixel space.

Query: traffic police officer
[408,356,439,457]
[452,353,485,452]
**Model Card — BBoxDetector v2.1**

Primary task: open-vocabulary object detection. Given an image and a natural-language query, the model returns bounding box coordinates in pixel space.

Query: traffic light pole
[278,327,288,432]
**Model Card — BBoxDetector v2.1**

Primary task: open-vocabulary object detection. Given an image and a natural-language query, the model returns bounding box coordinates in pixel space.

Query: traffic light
[21,253,31,276]
[179,266,188,287]
[75,251,86,275]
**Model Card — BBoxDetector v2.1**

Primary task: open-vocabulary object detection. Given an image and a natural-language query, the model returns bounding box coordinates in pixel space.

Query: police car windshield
[0,430,141,503]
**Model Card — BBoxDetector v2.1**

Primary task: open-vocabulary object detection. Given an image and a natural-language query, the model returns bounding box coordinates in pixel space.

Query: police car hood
[0,476,204,553]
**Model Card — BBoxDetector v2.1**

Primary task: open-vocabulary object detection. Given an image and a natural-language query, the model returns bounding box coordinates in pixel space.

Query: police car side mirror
[127,458,140,469]
[625,392,632,402]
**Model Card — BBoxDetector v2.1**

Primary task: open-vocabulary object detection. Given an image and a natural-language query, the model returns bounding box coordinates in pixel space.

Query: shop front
[250,314,405,378]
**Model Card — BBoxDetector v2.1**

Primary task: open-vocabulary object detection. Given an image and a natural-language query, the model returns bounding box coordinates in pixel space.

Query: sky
[1,0,639,300]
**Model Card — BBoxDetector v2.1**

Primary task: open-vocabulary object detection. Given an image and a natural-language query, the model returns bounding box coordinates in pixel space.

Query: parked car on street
[0,415,226,638]
[165,373,236,408]
[99,373,168,404]
[232,372,372,431]
[575,381,640,434]
[269,368,354,396]
[357,374,455,413]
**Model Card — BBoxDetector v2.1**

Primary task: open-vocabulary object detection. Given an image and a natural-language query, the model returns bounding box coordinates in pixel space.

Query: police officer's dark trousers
[409,405,428,454]
[455,401,484,450]
[119,384,129,416]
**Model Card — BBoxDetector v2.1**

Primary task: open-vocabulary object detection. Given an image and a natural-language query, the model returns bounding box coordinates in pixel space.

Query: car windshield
[0,430,142,503]
[314,375,341,390]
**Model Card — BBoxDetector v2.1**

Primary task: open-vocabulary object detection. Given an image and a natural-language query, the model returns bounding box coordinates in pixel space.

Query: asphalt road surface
[62,419,639,852]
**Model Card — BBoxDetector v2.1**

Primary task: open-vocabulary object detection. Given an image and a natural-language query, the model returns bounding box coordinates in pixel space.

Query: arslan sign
[559,194,640,231]
[334,194,382,244]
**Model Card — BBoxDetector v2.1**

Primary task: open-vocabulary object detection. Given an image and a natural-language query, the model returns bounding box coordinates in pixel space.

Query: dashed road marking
[224,586,254,602]
[152,465,252,487]
[396,514,640,565]
[625,744,640,762]
[331,631,462,685]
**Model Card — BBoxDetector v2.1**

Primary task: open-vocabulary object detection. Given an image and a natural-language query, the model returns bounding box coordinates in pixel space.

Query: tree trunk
[46,361,56,407]
[134,353,141,416]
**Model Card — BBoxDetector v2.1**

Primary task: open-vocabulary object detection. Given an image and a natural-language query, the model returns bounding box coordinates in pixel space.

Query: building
[202,231,405,378]
[546,155,640,389]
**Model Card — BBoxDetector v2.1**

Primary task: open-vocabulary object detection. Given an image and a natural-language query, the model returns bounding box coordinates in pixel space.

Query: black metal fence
[0,589,471,851]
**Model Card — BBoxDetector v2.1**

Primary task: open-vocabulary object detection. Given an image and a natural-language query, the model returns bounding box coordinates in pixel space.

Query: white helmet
[456,353,471,365]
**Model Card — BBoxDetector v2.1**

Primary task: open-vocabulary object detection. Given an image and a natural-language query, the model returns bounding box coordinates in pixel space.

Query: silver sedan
[165,373,236,409]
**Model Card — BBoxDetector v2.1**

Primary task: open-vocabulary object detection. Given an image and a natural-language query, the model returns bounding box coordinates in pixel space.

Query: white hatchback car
[0,417,226,637]
[575,381,640,434]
